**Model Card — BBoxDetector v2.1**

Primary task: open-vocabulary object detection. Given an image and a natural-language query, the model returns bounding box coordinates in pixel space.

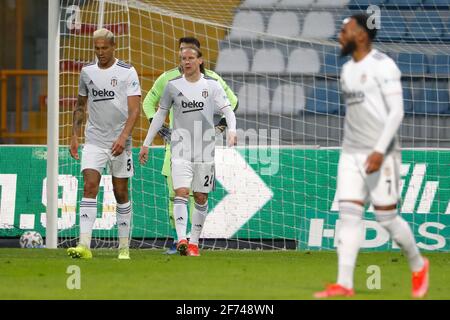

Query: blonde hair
[181,46,202,58]
[93,28,115,44]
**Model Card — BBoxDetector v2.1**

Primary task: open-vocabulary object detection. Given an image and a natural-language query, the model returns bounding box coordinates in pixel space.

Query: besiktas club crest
[111,77,118,87]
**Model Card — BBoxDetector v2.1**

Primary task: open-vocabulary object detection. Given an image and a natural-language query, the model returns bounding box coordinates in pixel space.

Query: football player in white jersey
[315,14,429,298]
[139,46,237,256]
[67,28,141,260]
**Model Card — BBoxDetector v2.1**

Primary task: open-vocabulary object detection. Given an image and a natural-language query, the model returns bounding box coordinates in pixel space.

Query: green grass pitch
[0,249,448,299]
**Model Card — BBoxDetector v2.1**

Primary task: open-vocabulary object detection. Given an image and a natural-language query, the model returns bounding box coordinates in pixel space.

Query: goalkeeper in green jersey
[143,37,238,254]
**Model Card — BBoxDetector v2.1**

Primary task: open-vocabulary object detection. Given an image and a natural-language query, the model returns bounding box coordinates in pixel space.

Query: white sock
[79,197,97,249]
[337,202,364,289]
[116,201,132,249]
[174,197,188,241]
[376,210,424,272]
[189,201,208,245]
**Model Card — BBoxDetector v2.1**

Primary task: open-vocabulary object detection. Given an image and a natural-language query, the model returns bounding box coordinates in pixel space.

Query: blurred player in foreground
[314,14,429,298]
[68,28,141,260]
[139,46,237,256]
[143,37,238,254]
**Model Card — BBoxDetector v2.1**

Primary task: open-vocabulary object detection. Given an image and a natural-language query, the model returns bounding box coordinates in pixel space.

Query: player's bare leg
[375,204,428,298]
[174,187,190,255]
[67,169,100,259]
[188,192,208,257]
[113,176,132,260]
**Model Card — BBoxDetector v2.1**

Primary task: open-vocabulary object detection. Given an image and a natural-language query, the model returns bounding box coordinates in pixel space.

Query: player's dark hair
[179,37,201,48]
[351,13,377,41]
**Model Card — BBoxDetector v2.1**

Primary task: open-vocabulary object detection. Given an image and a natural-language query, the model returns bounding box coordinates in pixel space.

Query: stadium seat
[348,0,385,9]
[237,84,271,114]
[407,11,444,42]
[241,0,279,8]
[384,0,422,8]
[301,11,335,39]
[278,0,314,8]
[377,11,407,41]
[271,84,306,114]
[321,51,350,75]
[251,48,285,73]
[286,48,320,74]
[444,19,450,41]
[413,82,450,114]
[402,81,413,113]
[305,80,341,115]
[429,55,450,77]
[266,12,300,38]
[228,11,264,40]
[408,80,426,112]
[215,48,249,73]
[422,0,450,8]
[314,0,350,8]
[396,53,428,75]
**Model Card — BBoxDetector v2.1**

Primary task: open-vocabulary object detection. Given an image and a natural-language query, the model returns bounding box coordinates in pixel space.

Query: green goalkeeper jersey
[143,66,238,176]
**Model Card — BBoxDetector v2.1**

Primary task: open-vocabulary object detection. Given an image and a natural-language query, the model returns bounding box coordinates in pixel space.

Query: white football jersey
[78,58,141,149]
[159,74,231,162]
[340,49,402,154]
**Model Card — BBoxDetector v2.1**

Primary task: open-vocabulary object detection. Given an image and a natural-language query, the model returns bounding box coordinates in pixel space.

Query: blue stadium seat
[422,0,450,9]
[321,51,350,75]
[413,82,450,114]
[402,82,413,113]
[429,55,450,77]
[409,80,426,112]
[305,80,342,115]
[377,11,407,41]
[407,11,444,41]
[384,0,422,8]
[445,20,450,41]
[396,53,428,75]
[348,0,385,9]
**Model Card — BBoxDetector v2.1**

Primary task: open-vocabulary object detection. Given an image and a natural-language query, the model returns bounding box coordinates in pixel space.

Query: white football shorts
[80,143,134,178]
[171,159,215,193]
[337,151,401,206]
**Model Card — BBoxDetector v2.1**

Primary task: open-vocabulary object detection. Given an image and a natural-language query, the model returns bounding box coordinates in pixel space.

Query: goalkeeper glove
[158,124,172,143]
[215,117,228,135]
[215,124,227,135]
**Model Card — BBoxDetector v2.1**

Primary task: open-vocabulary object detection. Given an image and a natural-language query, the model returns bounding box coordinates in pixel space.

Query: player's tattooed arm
[70,95,87,160]
[72,95,87,137]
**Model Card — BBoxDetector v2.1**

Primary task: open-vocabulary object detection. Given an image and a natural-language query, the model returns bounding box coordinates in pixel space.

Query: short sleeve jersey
[78,58,141,149]
[340,49,402,154]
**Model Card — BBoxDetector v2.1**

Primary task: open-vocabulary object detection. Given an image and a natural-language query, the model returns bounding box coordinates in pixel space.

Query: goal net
[54,0,450,251]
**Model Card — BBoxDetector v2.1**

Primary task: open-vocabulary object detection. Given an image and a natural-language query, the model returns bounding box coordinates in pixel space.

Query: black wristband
[216,117,227,127]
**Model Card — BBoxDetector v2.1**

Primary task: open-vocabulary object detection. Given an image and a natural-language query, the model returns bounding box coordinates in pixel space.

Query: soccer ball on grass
[19,231,44,248]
